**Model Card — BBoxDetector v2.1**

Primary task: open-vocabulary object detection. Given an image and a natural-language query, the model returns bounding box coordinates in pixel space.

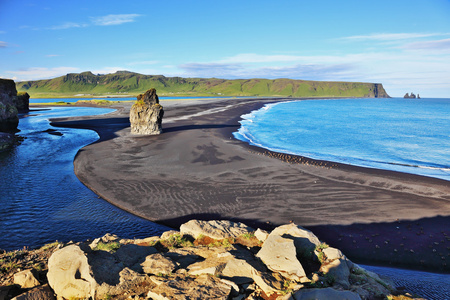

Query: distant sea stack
[403,92,419,99]
[129,88,164,135]
[16,92,30,112]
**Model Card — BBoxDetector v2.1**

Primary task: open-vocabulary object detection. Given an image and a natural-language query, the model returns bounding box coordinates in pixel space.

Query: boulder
[47,244,96,300]
[254,228,269,242]
[0,78,19,132]
[140,253,178,275]
[292,287,362,300]
[147,274,231,300]
[129,88,164,135]
[269,223,321,258]
[11,284,55,300]
[16,92,29,112]
[13,269,40,289]
[180,219,254,240]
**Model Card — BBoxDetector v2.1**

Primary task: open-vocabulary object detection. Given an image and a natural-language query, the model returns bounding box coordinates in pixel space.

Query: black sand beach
[50,97,450,272]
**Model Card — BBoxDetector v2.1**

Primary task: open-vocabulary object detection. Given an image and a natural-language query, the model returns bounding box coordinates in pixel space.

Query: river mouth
[0,107,170,251]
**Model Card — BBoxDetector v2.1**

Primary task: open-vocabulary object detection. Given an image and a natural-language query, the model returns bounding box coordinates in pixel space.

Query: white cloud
[46,54,62,57]
[90,67,126,75]
[0,41,8,48]
[49,22,88,30]
[91,14,142,26]
[220,53,306,63]
[339,32,448,41]
[6,67,80,81]
[402,38,450,51]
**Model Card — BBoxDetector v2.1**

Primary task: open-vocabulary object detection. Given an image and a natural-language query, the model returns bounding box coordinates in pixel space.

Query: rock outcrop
[0,79,19,132]
[404,92,417,99]
[129,88,164,135]
[16,92,30,112]
[35,220,406,300]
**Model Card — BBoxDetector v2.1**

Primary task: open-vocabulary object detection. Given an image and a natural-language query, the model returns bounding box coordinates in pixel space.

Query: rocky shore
[0,220,425,300]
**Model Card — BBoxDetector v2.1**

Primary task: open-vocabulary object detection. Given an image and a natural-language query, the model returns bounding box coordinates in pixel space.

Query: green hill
[15,71,390,98]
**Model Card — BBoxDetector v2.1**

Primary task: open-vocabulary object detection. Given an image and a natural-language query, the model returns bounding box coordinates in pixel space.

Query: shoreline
[48,98,450,273]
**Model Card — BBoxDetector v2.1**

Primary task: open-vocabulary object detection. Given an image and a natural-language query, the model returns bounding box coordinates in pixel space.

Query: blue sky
[1,0,449,97]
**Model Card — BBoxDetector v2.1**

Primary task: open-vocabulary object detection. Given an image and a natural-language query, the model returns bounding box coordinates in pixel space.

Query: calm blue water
[234,98,450,181]
[30,96,232,103]
[0,107,170,251]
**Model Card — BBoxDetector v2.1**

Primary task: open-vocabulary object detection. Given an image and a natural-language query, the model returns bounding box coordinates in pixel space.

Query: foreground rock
[2,220,425,299]
[0,79,19,132]
[129,88,164,135]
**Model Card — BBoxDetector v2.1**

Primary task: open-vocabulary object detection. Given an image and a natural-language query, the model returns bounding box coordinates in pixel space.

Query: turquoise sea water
[234,98,450,181]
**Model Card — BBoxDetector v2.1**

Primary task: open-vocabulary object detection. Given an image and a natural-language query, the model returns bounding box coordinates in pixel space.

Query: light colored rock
[147,274,231,300]
[220,278,240,296]
[270,223,321,258]
[114,244,157,268]
[180,219,254,240]
[13,269,40,289]
[256,234,306,281]
[11,284,55,300]
[322,247,344,261]
[47,244,96,300]
[140,253,178,275]
[254,228,269,242]
[250,269,284,297]
[160,230,180,240]
[221,258,256,284]
[96,267,154,299]
[292,287,361,300]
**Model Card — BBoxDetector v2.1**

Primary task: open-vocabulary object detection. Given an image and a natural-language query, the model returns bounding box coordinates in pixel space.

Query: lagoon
[0,107,170,251]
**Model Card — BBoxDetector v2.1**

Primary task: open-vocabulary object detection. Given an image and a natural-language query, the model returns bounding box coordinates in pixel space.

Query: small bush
[94,242,121,252]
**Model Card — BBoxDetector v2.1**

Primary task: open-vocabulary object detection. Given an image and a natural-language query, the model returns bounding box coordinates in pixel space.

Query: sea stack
[129,88,164,135]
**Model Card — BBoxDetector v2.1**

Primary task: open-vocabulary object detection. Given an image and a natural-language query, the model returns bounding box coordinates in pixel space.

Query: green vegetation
[314,243,329,264]
[75,99,114,105]
[93,242,121,252]
[160,234,194,249]
[16,70,390,98]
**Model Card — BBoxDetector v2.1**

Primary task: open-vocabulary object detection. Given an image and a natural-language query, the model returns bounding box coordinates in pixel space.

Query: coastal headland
[49,97,450,272]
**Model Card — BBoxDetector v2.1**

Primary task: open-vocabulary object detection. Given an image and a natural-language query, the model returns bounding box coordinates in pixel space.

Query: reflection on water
[0,107,170,251]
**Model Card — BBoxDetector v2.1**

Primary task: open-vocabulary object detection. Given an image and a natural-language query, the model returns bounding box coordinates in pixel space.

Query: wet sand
[49,97,450,272]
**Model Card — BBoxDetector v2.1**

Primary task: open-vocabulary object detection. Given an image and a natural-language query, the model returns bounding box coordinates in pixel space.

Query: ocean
[234,98,450,181]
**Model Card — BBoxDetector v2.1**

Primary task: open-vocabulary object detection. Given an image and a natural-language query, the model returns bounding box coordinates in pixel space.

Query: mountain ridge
[15,71,390,98]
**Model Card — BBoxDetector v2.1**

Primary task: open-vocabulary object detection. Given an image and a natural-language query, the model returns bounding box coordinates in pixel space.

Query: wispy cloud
[179,62,355,81]
[402,38,450,51]
[45,54,62,57]
[0,41,8,48]
[220,53,305,64]
[48,14,142,30]
[49,22,88,30]
[6,67,80,81]
[339,32,448,41]
[91,14,142,26]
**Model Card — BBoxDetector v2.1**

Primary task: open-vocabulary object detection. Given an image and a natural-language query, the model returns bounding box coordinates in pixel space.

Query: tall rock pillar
[129,88,164,135]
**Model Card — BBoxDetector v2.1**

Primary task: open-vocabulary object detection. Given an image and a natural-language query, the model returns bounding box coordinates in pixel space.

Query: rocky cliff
[16,71,391,98]
[129,89,164,135]
[1,220,418,300]
[0,79,19,132]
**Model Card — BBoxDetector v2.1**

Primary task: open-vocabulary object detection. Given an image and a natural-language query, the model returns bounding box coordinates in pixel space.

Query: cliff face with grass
[16,71,390,98]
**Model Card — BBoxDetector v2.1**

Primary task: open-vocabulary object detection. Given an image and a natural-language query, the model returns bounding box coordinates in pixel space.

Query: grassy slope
[15,71,390,98]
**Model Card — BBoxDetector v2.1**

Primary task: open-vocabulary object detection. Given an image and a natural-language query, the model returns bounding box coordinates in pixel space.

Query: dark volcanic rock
[129,88,164,135]
[0,78,19,132]
[16,92,30,112]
